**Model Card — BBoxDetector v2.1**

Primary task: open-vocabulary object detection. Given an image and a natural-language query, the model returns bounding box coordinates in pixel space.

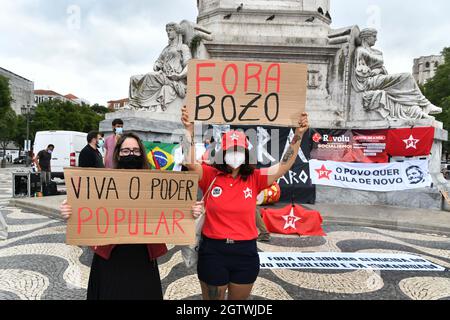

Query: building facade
[34,90,71,105]
[413,55,444,85]
[107,98,130,111]
[0,67,34,115]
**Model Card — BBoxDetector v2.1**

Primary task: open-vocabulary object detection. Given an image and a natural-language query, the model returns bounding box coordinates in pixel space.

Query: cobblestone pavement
[1,168,450,300]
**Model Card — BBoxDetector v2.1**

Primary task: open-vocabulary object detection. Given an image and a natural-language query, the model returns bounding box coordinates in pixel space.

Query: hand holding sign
[181,106,194,134]
[60,199,72,220]
[295,112,310,136]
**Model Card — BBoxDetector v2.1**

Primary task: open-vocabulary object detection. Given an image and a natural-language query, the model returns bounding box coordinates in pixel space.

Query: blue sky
[0,0,449,105]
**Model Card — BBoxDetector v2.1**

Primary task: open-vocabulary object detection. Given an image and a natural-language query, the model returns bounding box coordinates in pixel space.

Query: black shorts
[197,236,260,287]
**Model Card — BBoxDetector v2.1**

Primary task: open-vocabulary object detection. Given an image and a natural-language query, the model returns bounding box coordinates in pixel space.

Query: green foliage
[12,115,27,149]
[90,103,110,115]
[0,75,12,113]
[1,77,106,152]
[0,108,17,152]
[0,75,16,152]
[30,100,105,140]
[422,48,450,107]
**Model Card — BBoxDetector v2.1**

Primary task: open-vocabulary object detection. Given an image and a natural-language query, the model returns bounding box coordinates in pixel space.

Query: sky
[0,0,449,106]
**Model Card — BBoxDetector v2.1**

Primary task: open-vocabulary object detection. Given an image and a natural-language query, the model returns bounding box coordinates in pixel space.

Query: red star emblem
[403,135,420,150]
[315,165,332,180]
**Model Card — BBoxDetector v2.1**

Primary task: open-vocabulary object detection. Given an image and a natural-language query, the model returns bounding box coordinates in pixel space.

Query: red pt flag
[261,204,326,237]
[386,127,435,157]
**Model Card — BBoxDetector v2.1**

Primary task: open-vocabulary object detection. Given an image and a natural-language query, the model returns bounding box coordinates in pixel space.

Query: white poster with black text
[310,159,432,192]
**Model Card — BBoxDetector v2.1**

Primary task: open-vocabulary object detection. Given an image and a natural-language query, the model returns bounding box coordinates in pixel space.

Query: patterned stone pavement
[1,168,450,300]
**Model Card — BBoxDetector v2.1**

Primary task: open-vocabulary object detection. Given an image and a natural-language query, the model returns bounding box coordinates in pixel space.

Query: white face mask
[225,151,246,170]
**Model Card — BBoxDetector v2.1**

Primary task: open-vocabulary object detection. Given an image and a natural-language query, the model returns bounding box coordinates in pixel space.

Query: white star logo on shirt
[403,135,420,150]
[230,133,240,141]
[243,187,253,199]
[283,207,301,230]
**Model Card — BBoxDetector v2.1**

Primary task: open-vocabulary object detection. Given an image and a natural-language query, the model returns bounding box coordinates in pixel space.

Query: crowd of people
[59,109,310,301]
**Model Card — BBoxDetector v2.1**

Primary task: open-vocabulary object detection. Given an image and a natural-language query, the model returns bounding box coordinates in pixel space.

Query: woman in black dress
[60,133,170,300]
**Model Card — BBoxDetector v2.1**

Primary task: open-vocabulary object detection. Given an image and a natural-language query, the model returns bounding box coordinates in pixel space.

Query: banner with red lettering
[386,127,435,157]
[311,129,388,163]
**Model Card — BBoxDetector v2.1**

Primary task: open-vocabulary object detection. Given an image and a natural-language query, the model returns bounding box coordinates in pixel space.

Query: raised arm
[266,113,310,186]
[181,106,204,179]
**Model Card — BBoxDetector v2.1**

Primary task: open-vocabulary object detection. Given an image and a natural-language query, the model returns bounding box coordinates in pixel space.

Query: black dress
[87,245,163,300]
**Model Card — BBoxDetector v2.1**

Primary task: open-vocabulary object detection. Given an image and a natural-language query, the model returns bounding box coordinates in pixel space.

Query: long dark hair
[213,148,255,181]
[112,133,150,170]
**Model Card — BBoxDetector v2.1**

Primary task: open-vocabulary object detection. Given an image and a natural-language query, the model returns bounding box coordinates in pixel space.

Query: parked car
[13,156,26,165]
[33,131,87,179]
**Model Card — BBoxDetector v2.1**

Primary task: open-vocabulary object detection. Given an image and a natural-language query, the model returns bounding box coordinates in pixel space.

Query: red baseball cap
[222,130,249,151]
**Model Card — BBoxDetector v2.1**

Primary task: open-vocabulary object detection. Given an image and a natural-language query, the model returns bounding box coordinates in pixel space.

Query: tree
[12,115,27,150]
[422,47,450,151]
[0,75,16,158]
[0,108,17,156]
[26,100,105,144]
[91,104,110,115]
[422,47,450,107]
[0,75,12,113]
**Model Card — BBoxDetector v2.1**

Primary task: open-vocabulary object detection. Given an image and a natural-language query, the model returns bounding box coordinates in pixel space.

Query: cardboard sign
[186,59,308,127]
[64,168,198,246]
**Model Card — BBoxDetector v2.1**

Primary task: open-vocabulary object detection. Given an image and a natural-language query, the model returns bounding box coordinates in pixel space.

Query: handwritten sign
[186,59,308,127]
[64,168,198,246]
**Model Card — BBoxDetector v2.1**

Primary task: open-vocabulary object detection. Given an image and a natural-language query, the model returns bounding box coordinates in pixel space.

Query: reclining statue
[129,21,212,112]
[352,28,442,121]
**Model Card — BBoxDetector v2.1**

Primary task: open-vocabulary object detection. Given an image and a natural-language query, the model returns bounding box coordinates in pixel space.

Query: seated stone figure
[129,22,191,112]
[352,28,442,121]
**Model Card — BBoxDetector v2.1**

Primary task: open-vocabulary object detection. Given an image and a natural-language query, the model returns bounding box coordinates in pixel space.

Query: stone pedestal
[100,109,185,144]
[313,120,448,211]
[196,0,449,211]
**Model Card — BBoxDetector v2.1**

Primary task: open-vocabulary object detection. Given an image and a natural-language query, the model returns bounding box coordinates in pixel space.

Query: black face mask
[118,156,142,169]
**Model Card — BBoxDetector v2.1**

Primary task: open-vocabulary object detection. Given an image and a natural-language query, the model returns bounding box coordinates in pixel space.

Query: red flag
[261,205,326,237]
[386,127,435,157]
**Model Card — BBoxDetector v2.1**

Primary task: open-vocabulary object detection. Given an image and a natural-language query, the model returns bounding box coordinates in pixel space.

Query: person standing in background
[104,119,124,169]
[97,133,106,160]
[35,145,54,185]
[79,131,105,169]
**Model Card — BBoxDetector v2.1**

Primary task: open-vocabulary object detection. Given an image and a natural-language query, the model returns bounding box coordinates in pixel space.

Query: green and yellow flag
[143,142,179,171]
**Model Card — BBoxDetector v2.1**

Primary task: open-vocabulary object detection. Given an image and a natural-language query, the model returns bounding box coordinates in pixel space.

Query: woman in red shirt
[183,107,310,300]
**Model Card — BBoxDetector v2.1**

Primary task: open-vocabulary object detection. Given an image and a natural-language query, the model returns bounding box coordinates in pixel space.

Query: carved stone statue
[352,28,442,121]
[129,21,212,112]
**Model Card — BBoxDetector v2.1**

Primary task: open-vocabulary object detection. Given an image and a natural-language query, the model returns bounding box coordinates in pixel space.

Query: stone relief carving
[308,70,323,89]
[351,28,442,121]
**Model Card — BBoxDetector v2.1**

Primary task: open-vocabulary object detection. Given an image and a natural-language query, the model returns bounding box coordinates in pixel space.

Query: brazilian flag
[143,142,178,171]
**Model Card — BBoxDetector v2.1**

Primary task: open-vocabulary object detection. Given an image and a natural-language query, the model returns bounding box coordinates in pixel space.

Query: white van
[33,131,87,179]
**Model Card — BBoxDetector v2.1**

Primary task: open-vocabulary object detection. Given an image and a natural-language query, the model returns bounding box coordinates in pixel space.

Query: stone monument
[101,0,448,210]
[195,0,448,210]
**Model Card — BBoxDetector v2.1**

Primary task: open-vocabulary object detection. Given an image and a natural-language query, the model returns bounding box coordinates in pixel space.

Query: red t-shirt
[199,164,270,241]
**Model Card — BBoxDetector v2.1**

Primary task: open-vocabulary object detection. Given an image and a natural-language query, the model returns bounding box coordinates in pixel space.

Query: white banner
[259,253,446,271]
[310,159,432,192]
